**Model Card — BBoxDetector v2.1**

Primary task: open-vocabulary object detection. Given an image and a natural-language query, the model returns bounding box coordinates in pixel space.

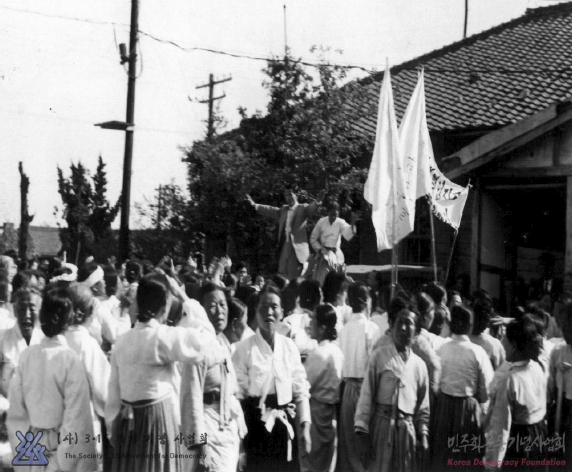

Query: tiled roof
[349,3,572,135]
[29,226,61,257]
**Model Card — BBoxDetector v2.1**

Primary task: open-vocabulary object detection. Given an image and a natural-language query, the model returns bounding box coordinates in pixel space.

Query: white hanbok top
[0,324,43,401]
[338,312,380,378]
[232,329,311,424]
[304,340,344,404]
[437,334,493,402]
[484,360,546,469]
[85,298,130,346]
[105,318,222,432]
[310,216,355,252]
[64,325,110,417]
[7,335,97,472]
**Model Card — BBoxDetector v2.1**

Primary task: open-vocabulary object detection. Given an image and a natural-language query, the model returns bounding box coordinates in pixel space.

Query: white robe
[7,335,96,472]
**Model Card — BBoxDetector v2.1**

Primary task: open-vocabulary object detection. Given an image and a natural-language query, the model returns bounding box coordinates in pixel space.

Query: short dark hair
[233,261,248,273]
[104,266,119,297]
[280,277,304,314]
[348,281,370,313]
[426,282,447,305]
[199,282,226,306]
[137,274,169,322]
[299,280,322,311]
[12,270,32,295]
[40,285,74,337]
[315,304,338,341]
[270,274,289,292]
[506,315,542,363]
[417,292,434,316]
[125,260,143,284]
[388,295,409,326]
[450,305,472,335]
[323,272,349,305]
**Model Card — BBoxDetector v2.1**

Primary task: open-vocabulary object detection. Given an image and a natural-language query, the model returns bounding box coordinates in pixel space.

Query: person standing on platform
[309,202,358,285]
[246,188,325,280]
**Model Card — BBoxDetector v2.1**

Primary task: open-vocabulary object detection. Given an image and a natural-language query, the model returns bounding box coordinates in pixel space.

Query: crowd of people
[0,247,571,472]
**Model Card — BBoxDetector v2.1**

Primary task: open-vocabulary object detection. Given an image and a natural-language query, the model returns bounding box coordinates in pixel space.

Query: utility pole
[156,185,162,230]
[196,74,232,140]
[119,0,139,261]
[464,0,469,38]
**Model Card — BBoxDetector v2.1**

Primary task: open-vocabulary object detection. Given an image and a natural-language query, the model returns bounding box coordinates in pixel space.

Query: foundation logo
[12,431,49,466]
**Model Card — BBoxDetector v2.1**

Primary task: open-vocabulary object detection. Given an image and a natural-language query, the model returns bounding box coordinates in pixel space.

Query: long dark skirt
[242,395,299,472]
[110,396,182,472]
[336,378,364,472]
[503,421,547,472]
[430,393,483,472]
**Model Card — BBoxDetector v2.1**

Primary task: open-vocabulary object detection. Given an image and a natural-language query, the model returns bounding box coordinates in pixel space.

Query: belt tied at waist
[247,395,296,461]
[375,403,413,422]
[120,392,171,432]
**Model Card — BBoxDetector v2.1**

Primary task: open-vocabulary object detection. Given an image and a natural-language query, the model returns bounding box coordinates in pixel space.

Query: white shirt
[469,333,506,371]
[64,325,110,418]
[100,295,121,319]
[548,343,572,402]
[304,340,344,404]
[420,328,449,353]
[338,312,380,378]
[86,298,130,346]
[437,334,494,402]
[0,324,43,400]
[232,329,311,424]
[105,318,222,432]
[7,335,97,472]
[178,299,215,335]
[0,307,15,330]
[310,216,355,252]
[283,310,318,358]
[484,360,546,470]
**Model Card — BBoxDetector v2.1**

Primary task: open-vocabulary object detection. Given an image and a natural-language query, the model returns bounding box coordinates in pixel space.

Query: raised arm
[247,194,281,220]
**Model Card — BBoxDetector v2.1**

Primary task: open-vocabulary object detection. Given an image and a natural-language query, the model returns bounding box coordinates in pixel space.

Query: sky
[0,0,551,228]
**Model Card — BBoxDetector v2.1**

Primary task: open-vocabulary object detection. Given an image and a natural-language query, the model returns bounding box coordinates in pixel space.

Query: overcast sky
[0,0,550,228]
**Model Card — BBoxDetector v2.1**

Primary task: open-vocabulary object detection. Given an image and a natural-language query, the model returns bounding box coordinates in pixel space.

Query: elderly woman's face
[203,290,228,334]
[257,293,282,337]
[15,294,40,340]
[392,309,417,350]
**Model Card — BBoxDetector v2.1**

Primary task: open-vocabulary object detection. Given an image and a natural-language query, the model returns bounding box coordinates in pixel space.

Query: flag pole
[444,229,458,285]
[428,197,438,282]
[388,57,398,300]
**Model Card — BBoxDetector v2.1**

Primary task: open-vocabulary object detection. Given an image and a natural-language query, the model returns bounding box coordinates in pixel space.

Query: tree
[56,156,120,264]
[184,48,373,272]
[132,182,200,262]
[18,162,34,261]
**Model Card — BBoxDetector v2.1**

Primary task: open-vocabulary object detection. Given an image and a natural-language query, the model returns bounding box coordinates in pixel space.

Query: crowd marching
[0,192,571,472]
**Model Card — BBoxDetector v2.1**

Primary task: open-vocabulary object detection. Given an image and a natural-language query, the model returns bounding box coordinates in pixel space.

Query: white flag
[364,66,412,251]
[399,69,469,230]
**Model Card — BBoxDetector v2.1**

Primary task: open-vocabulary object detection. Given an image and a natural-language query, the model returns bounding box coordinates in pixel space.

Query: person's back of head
[40,284,74,337]
[137,273,169,322]
[348,281,370,314]
[281,277,304,315]
[426,282,446,306]
[69,284,95,326]
[103,266,119,298]
[0,275,9,305]
[271,274,289,292]
[323,271,349,305]
[125,260,143,284]
[450,305,473,336]
[507,314,542,364]
[299,279,322,312]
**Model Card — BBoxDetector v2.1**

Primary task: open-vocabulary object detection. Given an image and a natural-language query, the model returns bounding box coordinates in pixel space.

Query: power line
[3,5,572,75]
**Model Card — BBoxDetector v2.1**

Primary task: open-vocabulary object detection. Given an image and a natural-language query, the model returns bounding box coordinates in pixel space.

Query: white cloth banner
[399,70,469,230]
[364,66,413,251]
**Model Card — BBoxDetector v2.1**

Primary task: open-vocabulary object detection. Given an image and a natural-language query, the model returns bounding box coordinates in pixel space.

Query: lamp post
[95,0,139,262]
